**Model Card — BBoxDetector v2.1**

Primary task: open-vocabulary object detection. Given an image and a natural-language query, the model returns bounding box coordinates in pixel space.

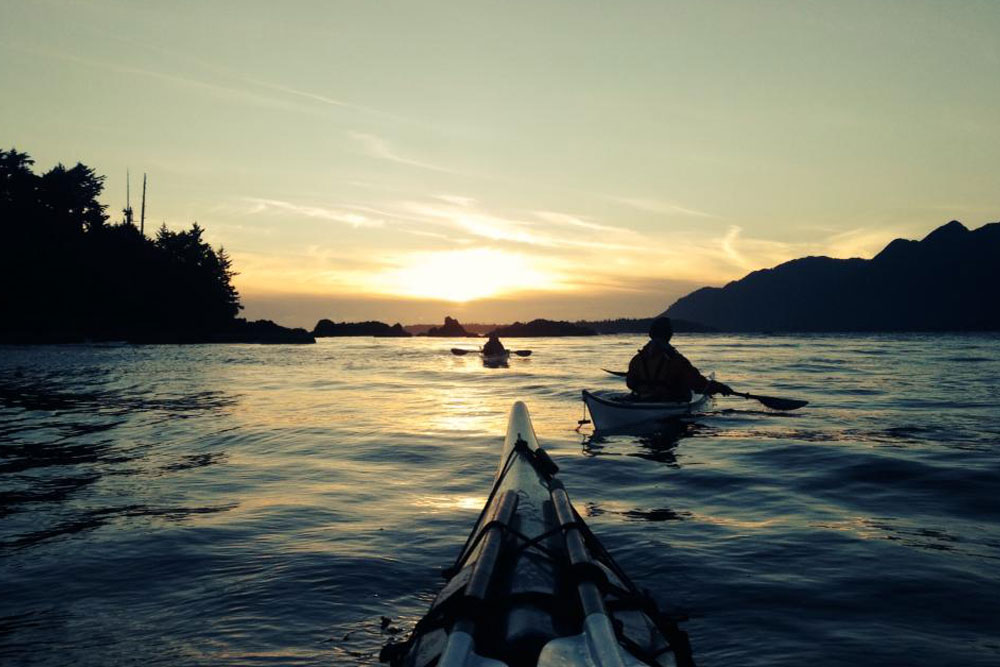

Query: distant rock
[218,319,315,344]
[313,319,412,337]
[405,322,500,335]
[664,220,1000,332]
[424,316,475,337]
[115,319,314,344]
[576,317,716,334]
[490,319,597,337]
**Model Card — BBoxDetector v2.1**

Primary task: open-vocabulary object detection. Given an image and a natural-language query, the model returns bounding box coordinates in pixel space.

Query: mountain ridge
[663,221,1000,332]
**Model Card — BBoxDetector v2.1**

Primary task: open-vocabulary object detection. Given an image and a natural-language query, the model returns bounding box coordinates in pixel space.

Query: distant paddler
[627,317,733,400]
[481,332,507,358]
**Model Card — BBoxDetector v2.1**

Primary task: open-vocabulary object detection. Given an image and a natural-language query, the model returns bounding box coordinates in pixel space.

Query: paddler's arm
[677,353,733,396]
[705,379,734,396]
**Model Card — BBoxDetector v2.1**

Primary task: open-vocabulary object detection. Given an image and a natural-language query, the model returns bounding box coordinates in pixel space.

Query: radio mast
[123,170,135,226]
[140,173,147,236]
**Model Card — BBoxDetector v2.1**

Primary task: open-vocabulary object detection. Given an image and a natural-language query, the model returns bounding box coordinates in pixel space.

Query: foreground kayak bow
[381,401,694,667]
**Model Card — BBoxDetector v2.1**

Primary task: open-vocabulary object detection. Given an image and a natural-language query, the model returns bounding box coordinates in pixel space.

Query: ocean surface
[2,334,999,666]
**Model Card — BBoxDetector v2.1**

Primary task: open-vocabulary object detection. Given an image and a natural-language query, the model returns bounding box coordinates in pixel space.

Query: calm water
[2,335,999,666]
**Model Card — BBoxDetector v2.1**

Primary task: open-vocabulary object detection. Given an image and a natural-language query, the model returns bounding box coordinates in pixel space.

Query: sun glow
[374,248,560,302]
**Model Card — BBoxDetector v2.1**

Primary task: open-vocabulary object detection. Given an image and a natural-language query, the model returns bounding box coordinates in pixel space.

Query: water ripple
[1,335,998,666]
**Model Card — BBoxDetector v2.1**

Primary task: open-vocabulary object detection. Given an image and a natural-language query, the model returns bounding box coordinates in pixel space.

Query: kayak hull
[482,350,511,366]
[582,390,710,431]
[384,401,690,667]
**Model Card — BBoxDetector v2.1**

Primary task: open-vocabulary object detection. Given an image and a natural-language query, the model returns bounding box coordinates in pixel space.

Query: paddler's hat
[649,317,673,341]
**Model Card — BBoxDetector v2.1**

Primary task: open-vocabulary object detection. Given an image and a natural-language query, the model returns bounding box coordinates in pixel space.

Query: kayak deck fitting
[381,402,694,667]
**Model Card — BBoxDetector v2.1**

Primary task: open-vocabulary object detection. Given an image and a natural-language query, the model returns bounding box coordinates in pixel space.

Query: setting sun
[373,248,561,302]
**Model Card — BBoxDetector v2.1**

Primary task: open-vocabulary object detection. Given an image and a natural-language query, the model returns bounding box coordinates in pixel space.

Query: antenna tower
[140,173,147,236]
[123,170,134,226]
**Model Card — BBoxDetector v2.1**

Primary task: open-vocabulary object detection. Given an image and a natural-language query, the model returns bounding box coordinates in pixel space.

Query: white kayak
[382,401,693,667]
[582,390,711,431]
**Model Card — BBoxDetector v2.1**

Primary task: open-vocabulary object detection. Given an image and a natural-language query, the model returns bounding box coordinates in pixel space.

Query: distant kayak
[451,348,531,363]
[582,389,711,431]
[482,350,511,366]
[382,401,693,667]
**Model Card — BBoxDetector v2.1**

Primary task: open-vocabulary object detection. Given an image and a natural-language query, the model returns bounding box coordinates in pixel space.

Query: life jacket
[483,338,506,356]
[626,340,709,401]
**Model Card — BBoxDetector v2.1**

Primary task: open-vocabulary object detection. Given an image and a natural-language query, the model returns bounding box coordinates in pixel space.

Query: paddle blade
[450,348,471,356]
[751,394,809,411]
[602,368,628,378]
[514,350,532,357]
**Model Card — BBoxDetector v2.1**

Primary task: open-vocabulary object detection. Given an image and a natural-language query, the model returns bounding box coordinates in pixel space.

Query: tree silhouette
[37,163,108,234]
[0,147,246,342]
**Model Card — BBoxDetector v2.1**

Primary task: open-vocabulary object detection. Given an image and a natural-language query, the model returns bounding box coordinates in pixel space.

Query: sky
[2,0,999,327]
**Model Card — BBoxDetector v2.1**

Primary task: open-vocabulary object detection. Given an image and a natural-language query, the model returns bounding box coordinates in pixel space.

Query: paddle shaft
[601,370,806,410]
[453,348,531,356]
[730,391,808,411]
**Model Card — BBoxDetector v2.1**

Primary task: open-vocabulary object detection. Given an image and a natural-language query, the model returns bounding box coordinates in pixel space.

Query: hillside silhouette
[664,221,1000,332]
[490,319,597,337]
[575,317,716,334]
[0,148,311,343]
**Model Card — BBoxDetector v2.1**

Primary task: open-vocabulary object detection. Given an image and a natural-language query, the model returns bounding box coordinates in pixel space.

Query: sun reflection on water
[414,495,488,513]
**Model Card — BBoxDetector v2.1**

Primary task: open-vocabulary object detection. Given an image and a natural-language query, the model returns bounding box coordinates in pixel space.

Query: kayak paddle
[601,369,807,410]
[730,391,808,411]
[452,348,532,357]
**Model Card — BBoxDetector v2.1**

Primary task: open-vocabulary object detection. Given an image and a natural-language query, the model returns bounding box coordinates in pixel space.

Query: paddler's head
[649,317,673,342]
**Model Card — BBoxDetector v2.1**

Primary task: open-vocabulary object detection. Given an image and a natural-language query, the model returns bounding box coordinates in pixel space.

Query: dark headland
[664,221,1000,332]
[0,148,312,344]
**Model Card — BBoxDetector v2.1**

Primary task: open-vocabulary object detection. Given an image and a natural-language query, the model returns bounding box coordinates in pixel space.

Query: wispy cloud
[348,132,455,173]
[0,42,304,112]
[3,38,417,131]
[245,198,384,228]
[609,196,719,219]
[244,78,410,123]
[98,34,410,124]
[230,191,907,301]
[532,210,635,235]
[720,225,748,267]
[821,226,910,258]
[436,194,477,207]
[396,200,645,253]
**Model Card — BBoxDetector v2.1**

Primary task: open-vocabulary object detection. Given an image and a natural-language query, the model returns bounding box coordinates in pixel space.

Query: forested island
[0,149,312,344]
[491,319,596,337]
[313,320,410,337]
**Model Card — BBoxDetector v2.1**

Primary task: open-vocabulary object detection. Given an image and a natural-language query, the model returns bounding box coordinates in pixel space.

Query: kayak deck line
[382,401,694,667]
